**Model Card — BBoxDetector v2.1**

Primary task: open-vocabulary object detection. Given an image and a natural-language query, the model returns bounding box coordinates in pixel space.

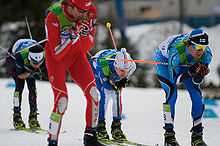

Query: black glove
[78,23,90,36]
[180,72,204,84]
[109,78,128,91]
[115,78,128,89]
[189,63,210,77]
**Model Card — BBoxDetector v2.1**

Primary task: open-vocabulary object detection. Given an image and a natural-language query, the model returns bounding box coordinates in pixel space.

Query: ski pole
[0,39,48,61]
[105,57,189,67]
[25,16,33,40]
[106,22,118,50]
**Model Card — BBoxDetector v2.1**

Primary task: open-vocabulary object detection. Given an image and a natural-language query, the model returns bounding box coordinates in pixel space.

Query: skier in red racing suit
[45,0,102,146]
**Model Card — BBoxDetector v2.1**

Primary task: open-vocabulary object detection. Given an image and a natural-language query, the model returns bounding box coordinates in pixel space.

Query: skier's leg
[182,77,204,127]
[112,90,122,121]
[90,62,109,122]
[91,66,110,140]
[47,64,68,145]
[26,78,40,128]
[110,89,126,141]
[12,76,26,129]
[182,77,207,146]
[69,53,103,145]
[13,76,25,113]
[155,63,178,130]
[69,53,99,129]
[96,88,111,140]
[155,64,180,146]
[98,88,110,122]
[26,78,37,113]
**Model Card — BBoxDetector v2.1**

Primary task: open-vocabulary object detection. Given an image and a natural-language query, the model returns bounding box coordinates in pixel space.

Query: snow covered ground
[0,78,220,146]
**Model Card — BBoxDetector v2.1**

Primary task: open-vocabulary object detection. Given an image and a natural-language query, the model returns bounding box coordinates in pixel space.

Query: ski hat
[114,48,136,78]
[114,48,130,69]
[64,0,92,11]
[12,39,37,54]
[189,28,209,45]
[28,45,44,65]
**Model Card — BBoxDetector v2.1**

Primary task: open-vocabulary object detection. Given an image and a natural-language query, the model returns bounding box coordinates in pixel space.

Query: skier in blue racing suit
[90,48,136,141]
[153,29,212,146]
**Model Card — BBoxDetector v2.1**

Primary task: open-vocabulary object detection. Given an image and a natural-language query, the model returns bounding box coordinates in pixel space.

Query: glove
[188,63,210,77]
[109,78,128,91]
[77,22,91,36]
[114,78,128,90]
[179,72,204,85]
[60,27,78,41]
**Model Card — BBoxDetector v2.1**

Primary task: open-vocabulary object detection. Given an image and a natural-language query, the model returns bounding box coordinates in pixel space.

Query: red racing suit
[45,3,99,141]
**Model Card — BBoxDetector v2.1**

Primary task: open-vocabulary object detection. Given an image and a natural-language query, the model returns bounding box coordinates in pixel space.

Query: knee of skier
[85,84,100,104]
[57,96,68,115]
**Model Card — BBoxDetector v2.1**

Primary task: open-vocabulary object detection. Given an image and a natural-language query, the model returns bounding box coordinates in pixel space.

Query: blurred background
[1,0,220,98]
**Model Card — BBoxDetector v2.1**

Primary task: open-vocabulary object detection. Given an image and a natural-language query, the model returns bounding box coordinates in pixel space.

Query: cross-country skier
[44,0,103,146]
[6,38,45,130]
[90,48,136,142]
[153,28,212,146]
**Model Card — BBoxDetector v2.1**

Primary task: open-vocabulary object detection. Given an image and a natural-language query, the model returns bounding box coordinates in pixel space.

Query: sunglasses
[191,42,207,51]
[65,3,88,13]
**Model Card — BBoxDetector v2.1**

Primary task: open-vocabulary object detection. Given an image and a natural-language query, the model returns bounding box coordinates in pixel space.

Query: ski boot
[164,131,180,146]
[111,120,127,142]
[48,138,58,146]
[83,128,105,146]
[13,112,25,129]
[28,111,41,129]
[97,121,110,140]
[191,124,207,146]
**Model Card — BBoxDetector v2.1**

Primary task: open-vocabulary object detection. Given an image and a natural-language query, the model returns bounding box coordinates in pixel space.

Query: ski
[10,127,47,134]
[98,139,154,146]
[10,128,67,134]
[22,127,47,133]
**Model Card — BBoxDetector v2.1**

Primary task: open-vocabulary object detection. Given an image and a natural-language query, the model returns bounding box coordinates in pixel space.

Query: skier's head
[188,28,208,59]
[114,48,136,79]
[62,0,92,21]
[28,45,44,69]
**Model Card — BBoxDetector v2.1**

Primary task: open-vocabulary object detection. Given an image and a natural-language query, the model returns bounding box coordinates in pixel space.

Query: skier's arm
[78,28,95,52]
[45,12,78,61]
[168,47,182,81]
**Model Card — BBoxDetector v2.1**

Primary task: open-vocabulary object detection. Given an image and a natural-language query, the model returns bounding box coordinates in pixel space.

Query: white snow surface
[0,78,220,146]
